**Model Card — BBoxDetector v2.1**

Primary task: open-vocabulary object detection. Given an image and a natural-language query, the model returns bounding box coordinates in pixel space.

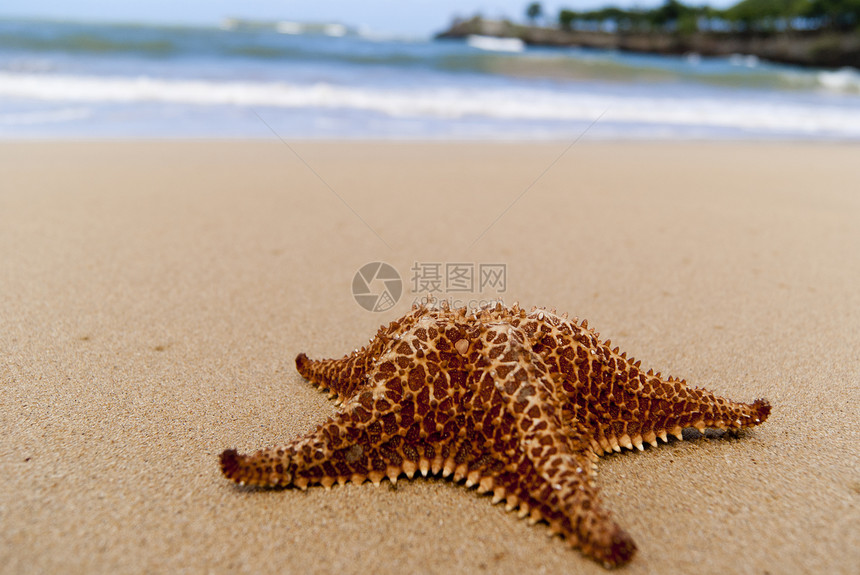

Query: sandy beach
[1,141,857,574]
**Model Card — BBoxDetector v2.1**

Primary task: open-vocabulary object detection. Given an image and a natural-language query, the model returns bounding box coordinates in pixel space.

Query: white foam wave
[778,66,860,94]
[2,71,860,136]
[275,21,303,35]
[817,67,860,94]
[467,35,526,53]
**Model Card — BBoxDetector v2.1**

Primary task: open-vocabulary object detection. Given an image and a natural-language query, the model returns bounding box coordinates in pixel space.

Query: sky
[0,0,734,37]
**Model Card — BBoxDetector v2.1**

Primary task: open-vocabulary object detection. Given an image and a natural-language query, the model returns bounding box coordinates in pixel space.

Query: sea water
[1,18,859,139]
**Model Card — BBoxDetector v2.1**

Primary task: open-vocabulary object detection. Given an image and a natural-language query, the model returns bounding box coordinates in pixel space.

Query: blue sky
[0,0,733,37]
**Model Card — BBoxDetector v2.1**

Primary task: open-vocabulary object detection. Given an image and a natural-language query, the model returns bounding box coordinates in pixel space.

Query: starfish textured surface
[220,301,771,567]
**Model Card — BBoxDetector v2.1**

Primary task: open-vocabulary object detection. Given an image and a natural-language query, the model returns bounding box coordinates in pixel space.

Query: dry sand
[1,141,858,574]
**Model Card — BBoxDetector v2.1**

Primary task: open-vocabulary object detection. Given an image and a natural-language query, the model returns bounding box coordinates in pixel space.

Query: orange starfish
[220,301,770,567]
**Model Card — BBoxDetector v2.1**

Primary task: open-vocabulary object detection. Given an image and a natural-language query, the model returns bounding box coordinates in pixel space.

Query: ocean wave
[0,106,92,125]
[5,20,859,99]
[0,28,178,56]
[817,67,860,94]
[1,71,859,136]
[1,57,56,73]
[0,19,414,64]
[467,35,526,53]
[774,66,860,95]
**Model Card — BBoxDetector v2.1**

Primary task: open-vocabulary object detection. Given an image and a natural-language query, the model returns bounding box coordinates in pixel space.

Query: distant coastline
[436,16,860,69]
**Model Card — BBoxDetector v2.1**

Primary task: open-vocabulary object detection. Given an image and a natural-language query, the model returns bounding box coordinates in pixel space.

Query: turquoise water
[2,18,860,139]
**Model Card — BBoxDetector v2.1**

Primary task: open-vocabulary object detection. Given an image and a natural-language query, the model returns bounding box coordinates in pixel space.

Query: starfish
[220,301,770,567]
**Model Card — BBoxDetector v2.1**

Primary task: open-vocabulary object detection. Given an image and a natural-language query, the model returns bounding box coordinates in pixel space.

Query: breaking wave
[2,71,859,137]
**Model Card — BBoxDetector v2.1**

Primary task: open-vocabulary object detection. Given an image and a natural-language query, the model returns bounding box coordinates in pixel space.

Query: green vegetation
[526,2,543,24]
[556,0,860,33]
[439,2,858,67]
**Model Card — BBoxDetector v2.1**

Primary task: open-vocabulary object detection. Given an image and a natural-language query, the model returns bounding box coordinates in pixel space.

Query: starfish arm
[524,310,771,454]
[294,352,368,402]
[471,321,637,567]
[294,306,432,402]
[580,357,771,455]
[220,396,407,489]
[223,312,476,489]
[514,424,637,568]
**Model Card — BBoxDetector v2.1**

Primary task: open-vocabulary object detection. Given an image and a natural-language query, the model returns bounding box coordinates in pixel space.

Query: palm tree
[526,2,543,25]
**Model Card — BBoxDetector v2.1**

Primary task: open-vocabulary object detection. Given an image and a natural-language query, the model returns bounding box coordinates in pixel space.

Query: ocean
[2,18,860,140]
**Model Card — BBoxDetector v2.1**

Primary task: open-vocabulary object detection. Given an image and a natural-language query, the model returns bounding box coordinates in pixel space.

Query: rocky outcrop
[436,16,860,69]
